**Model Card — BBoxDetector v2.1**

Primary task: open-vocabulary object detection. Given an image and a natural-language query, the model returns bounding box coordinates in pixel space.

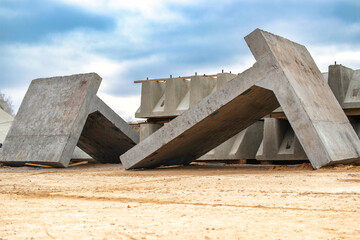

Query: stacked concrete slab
[121,29,360,170]
[257,65,360,161]
[136,73,264,161]
[0,73,139,167]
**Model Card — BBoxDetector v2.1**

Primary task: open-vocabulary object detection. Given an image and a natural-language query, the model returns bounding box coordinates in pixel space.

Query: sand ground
[0,163,359,240]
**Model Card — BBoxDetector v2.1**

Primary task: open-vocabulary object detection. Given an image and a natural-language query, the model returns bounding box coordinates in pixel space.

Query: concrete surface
[258,65,360,161]
[140,123,163,142]
[198,121,264,161]
[77,96,139,163]
[0,73,138,167]
[0,106,93,160]
[136,72,264,161]
[120,29,360,170]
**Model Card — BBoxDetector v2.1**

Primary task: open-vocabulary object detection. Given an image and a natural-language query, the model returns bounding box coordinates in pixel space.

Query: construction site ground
[0,162,360,239]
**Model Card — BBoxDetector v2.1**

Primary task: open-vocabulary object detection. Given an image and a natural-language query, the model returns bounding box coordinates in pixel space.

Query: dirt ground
[0,162,359,240]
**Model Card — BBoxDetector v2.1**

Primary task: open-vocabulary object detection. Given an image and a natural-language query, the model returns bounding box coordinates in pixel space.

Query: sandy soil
[0,162,359,240]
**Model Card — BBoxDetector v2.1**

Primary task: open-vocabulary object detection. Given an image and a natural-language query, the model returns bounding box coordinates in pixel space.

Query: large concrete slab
[120,29,360,170]
[77,96,139,163]
[257,65,360,162]
[0,106,94,161]
[136,72,264,161]
[0,73,139,167]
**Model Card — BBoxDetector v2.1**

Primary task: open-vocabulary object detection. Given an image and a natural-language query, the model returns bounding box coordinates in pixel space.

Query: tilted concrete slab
[120,29,360,170]
[257,65,360,161]
[136,72,264,161]
[0,107,94,160]
[77,96,139,163]
[0,73,139,167]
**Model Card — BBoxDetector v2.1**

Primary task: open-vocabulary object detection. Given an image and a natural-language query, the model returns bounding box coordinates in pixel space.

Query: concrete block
[257,116,360,161]
[140,123,163,142]
[329,65,360,109]
[72,147,92,160]
[189,76,216,106]
[135,81,165,118]
[198,121,263,160]
[256,118,307,161]
[0,73,139,167]
[136,73,236,118]
[121,29,360,170]
[136,72,262,161]
[258,65,360,161]
[0,107,93,160]
[165,78,190,116]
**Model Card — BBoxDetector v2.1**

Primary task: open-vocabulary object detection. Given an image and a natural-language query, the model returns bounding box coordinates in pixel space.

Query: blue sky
[0,0,359,119]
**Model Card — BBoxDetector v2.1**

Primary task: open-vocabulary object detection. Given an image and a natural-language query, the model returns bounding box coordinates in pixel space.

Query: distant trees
[0,92,14,116]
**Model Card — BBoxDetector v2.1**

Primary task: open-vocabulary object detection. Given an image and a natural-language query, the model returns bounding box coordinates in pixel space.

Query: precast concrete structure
[121,29,360,170]
[0,108,91,160]
[136,72,264,161]
[0,73,139,167]
[257,65,360,161]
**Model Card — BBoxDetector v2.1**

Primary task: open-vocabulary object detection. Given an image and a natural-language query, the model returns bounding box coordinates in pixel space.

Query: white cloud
[97,92,140,121]
[55,0,196,23]
[309,45,360,72]
[0,30,158,119]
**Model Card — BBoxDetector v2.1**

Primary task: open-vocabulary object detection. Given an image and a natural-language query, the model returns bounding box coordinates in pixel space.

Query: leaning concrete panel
[121,29,360,170]
[0,73,139,167]
[246,30,360,169]
[77,96,139,163]
[136,72,263,161]
[0,107,93,160]
[257,65,360,161]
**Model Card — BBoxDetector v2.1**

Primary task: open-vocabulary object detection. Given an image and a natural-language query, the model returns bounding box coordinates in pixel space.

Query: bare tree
[0,92,14,116]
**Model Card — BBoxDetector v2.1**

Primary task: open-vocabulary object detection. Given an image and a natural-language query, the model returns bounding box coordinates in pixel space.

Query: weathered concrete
[77,96,139,163]
[140,123,163,142]
[0,107,94,160]
[328,65,360,109]
[257,65,360,161]
[256,118,307,161]
[198,121,264,161]
[72,147,93,160]
[136,72,263,161]
[121,29,360,170]
[257,117,360,161]
[0,73,139,167]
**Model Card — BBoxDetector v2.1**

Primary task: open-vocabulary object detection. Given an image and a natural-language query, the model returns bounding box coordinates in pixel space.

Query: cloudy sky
[1,0,359,120]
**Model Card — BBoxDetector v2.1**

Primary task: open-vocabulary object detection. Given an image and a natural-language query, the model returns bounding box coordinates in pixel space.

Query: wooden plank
[134,74,218,84]
[68,161,88,167]
[263,108,360,119]
[25,163,54,168]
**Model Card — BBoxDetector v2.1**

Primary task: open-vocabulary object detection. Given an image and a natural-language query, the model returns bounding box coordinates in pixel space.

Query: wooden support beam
[263,108,360,119]
[25,163,54,168]
[134,74,218,84]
